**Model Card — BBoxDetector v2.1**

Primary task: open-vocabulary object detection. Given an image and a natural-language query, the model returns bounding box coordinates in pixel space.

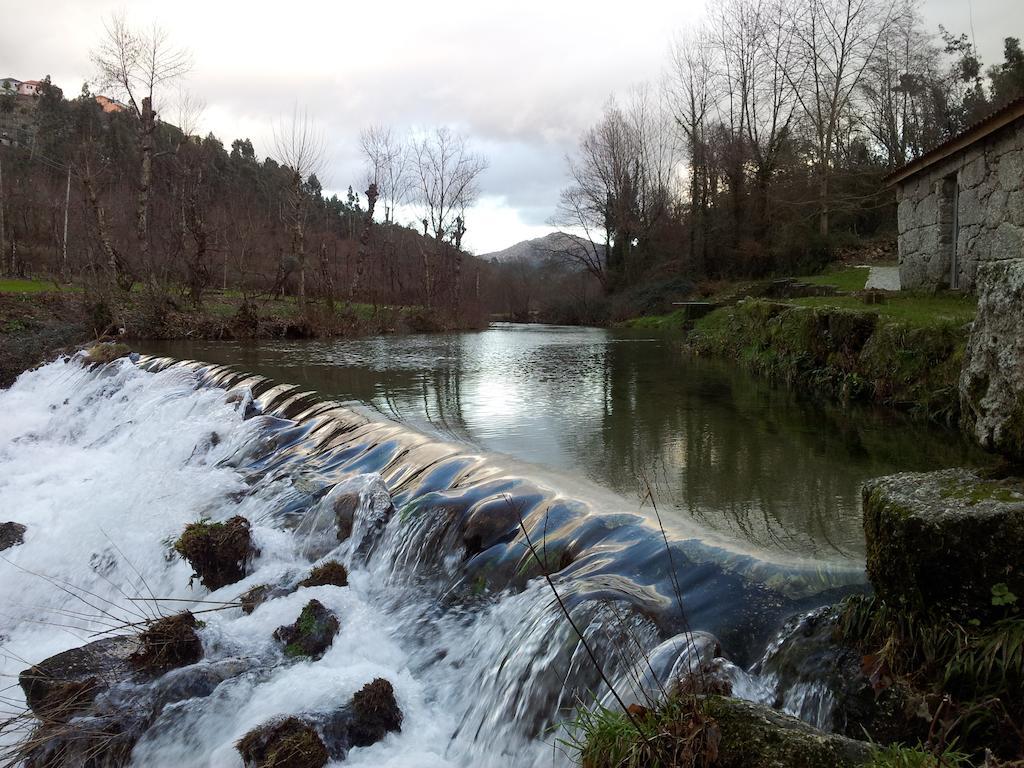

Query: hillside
[480,232,598,266]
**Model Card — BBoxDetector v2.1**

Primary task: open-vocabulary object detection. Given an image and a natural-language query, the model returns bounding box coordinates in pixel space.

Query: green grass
[865,743,971,767]
[622,308,688,330]
[0,278,60,294]
[797,266,870,292]
[789,293,976,328]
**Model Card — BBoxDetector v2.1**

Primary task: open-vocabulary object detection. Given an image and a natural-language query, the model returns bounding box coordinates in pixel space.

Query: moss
[349,678,403,747]
[174,516,254,591]
[129,611,203,672]
[939,478,1024,505]
[298,561,348,588]
[236,716,328,768]
[688,299,969,425]
[81,342,131,366]
[566,694,871,768]
[274,599,339,660]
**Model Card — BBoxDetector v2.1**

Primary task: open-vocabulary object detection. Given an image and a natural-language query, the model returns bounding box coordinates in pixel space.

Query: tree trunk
[137,96,155,266]
[83,170,130,291]
[818,165,830,238]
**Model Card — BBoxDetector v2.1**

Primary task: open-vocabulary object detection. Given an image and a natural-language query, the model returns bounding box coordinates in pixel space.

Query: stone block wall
[897,122,1024,291]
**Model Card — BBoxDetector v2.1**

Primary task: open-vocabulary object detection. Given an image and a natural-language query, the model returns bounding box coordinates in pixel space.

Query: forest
[2,1,1024,330]
[490,0,1024,323]
[0,14,489,333]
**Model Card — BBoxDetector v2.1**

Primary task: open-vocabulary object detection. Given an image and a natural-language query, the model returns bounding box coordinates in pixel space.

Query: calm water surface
[142,323,986,564]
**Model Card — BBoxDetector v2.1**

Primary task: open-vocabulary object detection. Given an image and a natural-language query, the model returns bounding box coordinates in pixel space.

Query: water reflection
[142,324,987,562]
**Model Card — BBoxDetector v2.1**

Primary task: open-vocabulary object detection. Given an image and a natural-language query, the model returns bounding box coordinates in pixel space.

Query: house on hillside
[18,80,42,97]
[1,77,22,95]
[888,97,1024,292]
[95,95,127,113]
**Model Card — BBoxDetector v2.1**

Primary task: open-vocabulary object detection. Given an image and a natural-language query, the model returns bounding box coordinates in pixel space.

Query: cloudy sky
[2,0,1019,253]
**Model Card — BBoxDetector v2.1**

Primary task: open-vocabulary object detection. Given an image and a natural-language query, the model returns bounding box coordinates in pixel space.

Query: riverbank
[0,284,476,387]
[620,266,977,426]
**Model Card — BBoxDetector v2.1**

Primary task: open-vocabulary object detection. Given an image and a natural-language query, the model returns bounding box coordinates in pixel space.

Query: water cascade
[0,355,865,766]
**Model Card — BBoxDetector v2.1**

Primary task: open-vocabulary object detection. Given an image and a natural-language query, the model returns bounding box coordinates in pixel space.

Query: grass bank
[0,285,477,387]
[687,295,975,424]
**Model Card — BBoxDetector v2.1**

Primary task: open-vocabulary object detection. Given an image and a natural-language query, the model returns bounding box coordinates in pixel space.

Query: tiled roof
[886,95,1024,185]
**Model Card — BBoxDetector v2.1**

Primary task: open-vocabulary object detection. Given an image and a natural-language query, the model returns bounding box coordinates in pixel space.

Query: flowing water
[0,329,986,766]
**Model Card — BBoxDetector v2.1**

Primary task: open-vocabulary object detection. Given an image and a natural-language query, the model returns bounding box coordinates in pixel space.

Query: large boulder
[863,469,1024,623]
[0,521,26,551]
[174,516,256,590]
[19,635,138,722]
[960,258,1024,462]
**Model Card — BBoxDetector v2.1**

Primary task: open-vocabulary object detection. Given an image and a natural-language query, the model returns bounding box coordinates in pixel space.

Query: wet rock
[19,635,138,722]
[327,474,394,553]
[299,561,348,588]
[863,469,1024,623]
[322,678,403,757]
[461,496,522,557]
[236,715,329,768]
[274,599,339,660]
[960,258,1024,461]
[332,491,360,542]
[0,521,26,551]
[174,515,255,590]
[348,678,403,747]
[240,584,271,615]
[704,695,872,768]
[749,607,931,742]
[129,611,204,673]
[22,715,140,768]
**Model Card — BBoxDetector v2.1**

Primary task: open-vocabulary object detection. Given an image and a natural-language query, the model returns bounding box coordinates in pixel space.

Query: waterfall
[0,355,863,766]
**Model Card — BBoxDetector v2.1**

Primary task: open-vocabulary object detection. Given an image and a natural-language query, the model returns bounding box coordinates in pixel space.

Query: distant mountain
[480,232,598,266]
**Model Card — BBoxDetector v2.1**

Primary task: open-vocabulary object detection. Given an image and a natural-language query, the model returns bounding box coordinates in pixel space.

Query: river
[143,323,984,564]
[0,327,986,767]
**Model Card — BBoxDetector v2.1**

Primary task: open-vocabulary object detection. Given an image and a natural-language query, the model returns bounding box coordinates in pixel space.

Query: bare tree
[359,125,411,224]
[175,88,206,140]
[272,106,326,303]
[92,12,192,275]
[668,31,717,272]
[411,127,487,305]
[784,0,899,237]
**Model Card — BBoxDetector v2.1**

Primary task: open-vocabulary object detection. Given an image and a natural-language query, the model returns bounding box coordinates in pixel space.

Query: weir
[0,355,866,766]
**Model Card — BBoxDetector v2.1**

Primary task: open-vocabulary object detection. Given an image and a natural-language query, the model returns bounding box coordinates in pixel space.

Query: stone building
[889,97,1024,291]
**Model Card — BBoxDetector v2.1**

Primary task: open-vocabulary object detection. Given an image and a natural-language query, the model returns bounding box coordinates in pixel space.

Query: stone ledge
[863,468,1024,622]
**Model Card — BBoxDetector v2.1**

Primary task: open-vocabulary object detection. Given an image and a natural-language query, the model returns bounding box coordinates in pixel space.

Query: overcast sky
[1,0,1019,253]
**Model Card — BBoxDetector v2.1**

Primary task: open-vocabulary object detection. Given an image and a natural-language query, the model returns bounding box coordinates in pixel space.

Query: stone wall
[896,121,1024,291]
[960,258,1024,460]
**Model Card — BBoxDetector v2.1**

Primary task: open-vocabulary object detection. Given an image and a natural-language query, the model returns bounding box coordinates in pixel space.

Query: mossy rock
[273,599,339,660]
[349,678,403,747]
[81,342,131,366]
[705,695,872,768]
[129,611,203,672]
[863,469,1024,624]
[236,716,329,768]
[299,561,348,588]
[174,516,255,591]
